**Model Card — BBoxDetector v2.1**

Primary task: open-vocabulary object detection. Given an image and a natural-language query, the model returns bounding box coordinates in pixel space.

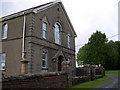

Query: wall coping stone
[2,71,67,82]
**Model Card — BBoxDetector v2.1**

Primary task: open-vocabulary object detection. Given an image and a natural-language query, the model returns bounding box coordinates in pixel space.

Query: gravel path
[93,74,120,89]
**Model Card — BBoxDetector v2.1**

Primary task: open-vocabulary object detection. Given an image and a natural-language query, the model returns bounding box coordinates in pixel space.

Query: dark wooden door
[58,60,61,71]
[58,56,63,71]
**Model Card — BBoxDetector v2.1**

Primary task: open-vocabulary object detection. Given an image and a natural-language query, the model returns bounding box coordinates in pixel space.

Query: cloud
[0,0,119,53]
[71,0,119,53]
[1,2,15,17]
[0,0,54,17]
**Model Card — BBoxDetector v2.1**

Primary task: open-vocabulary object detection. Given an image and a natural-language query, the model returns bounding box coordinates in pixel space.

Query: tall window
[2,23,8,39]
[42,52,47,68]
[42,22,47,39]
[68,35,70,48]
[0,53,6,70]
[54,23,61,44]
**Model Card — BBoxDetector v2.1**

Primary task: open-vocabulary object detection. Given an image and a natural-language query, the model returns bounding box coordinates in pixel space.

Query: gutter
[22,13,26,59]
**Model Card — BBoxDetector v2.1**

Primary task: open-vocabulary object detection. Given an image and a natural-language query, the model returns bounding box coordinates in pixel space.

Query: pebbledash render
[0,0,77,76]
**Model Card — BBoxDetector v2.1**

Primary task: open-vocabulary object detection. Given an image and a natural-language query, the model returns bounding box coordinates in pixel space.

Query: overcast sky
[0,0,119,53]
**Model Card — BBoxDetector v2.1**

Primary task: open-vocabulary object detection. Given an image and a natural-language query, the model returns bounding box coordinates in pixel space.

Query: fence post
[91,65,96,80]
[84,64,91,81]
[100,66,105,76]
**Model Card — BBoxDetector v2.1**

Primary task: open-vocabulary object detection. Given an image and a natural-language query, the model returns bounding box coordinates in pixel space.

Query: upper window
[0,53,6,70]
[54,23,61,44]
[2,23,8,39]
[42,52,47,68]
[42,22,47,39]
[42,16,48,39]
[68,35,70,48]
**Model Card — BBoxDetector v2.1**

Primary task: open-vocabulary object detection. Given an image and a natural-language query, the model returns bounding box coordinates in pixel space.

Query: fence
[72,65,105,86]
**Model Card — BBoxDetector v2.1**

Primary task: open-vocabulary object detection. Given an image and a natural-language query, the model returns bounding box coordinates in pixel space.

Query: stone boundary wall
[72,65,105,85]
[2,72,68,89]
[1,65,105,88]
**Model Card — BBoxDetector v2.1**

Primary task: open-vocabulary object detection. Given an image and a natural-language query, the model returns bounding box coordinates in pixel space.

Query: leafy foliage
[104,40,119,69]
[77,44,90,65]
[88,31,107,65]
[77,31,119,70]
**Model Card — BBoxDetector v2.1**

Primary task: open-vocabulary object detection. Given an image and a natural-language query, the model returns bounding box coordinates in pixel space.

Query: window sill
[0,69,6,71]
[2,38,7,40]
[42,37,47,40]
[41,68,48,70]
[54,42,61,46]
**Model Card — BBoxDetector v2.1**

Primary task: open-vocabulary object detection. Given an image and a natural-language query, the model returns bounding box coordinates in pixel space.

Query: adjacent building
[118,1,120,41]
[0,0,77,76]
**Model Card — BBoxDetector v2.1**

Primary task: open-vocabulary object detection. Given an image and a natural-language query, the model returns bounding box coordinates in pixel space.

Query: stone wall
[2,72,68,89]
[72,65,105,85]
[1,65,105,89]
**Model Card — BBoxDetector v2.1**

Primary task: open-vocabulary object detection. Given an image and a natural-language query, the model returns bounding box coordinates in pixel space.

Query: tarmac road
[93,74,120,89]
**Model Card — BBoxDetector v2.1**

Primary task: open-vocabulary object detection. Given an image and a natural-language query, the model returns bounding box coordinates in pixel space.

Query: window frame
[0,53,6,70]
[42,22,47,39]
[42,52,47,68]
[68,34,70,48]
[54,22,61,44]
[2,23,8,39]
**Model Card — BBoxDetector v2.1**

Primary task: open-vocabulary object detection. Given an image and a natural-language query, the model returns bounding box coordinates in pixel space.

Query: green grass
[69,76,110,89]
[105,70,120,74]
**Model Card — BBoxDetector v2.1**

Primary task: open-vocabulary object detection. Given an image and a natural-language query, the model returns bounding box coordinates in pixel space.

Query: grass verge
[105,70,120,74]
[69,76,110,89]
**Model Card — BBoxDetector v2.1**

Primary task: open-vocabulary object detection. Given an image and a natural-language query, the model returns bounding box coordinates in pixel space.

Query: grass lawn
[105,70,120,74]
[69,76,110,89]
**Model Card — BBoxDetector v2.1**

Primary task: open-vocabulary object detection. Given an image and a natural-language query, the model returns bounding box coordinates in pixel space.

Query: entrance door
[58,56,63,71]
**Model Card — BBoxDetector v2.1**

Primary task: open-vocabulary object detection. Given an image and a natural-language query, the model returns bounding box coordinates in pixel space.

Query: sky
[0,0,119,53]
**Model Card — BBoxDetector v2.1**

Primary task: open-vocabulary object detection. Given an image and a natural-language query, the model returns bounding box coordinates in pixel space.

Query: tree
[88,31,107,65]
[77,31,108,65]
[104,40,119,70]
[115,41,120,69]
[77,31,119,70]
[77,44,90,65]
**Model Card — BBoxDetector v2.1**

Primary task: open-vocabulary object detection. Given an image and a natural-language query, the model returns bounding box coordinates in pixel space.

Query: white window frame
[42,52,47,68]
[54,23,61,44]
[42,22,47,39]
[2,23,8,39]
[0,53,6,70]
[68,35,70,48]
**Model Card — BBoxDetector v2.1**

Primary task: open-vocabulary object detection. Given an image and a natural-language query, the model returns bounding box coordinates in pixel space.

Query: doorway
[58,55,63,71]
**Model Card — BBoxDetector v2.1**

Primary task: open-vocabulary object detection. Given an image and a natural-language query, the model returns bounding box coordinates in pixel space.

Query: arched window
[42,22,47,39]
[54,22,61,44]
[2,23,8,39]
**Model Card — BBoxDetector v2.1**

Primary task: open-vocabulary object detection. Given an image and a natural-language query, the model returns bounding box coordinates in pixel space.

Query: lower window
[42,52,47,68]
[0,53,6,70]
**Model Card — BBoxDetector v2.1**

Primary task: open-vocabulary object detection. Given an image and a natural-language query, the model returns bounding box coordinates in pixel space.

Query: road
[93,74,120,89]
